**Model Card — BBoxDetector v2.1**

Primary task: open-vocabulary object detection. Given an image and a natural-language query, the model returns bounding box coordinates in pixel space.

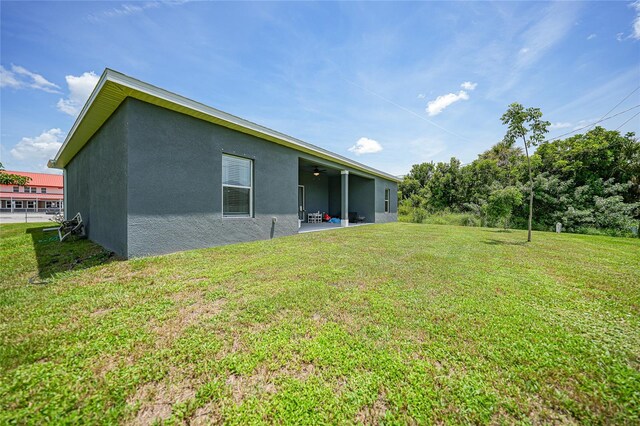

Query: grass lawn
[1,222,639,424]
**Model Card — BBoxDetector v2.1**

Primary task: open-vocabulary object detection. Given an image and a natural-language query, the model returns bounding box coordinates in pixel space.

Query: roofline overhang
[48,69,401,183]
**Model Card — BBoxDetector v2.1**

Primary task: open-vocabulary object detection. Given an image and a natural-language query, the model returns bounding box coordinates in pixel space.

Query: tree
[487,186,523,229]
[478,139,525,187]
[535,127,640,202]
[501,103,549,241]
[0,162,31,186]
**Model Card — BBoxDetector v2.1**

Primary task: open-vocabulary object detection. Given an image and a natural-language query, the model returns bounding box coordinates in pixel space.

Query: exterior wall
[65,102,128,255]
[348,175,375,222]
[298,171,330,219]
[374,177,398,223]
[63,97,398,258]
[327,176,341,217]
[125,98,298,257]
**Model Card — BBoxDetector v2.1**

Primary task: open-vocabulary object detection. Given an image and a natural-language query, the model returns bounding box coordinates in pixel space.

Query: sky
[1,1,639,176]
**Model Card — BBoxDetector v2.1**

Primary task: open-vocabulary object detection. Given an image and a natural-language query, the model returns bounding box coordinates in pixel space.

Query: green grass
[1,222,639,424]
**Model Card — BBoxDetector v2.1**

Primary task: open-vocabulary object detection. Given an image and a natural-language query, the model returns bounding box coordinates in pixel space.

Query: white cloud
[348,137,383,155]
[0,64,60,93]
[549,122,572,130]
[409,137,446,160]
[632,1,640,39]
[417,93,426,99]
[88,1,189,21]
[518,4,576,68]
[89,1,160,20]
[587,33,597,40]
[460,81,477,91]
[572,118,596,130]
[0,66,21,88]
[426,90,469,116]
[616,32,625,41]
[57,71,100,116]
[10,129,64,163]
[474,2,580,98]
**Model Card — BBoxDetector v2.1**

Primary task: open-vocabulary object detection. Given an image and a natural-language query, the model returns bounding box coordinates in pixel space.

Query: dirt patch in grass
[92,351,140,379]
[226,367,277,403]
[190,402,223,425]
[124,294,226,424]
[224,361,317,404]
[90,307,114,317]
[526,396,579,425]
[126,375,198,425]
[355,388,388,424]
[151,293,226,348]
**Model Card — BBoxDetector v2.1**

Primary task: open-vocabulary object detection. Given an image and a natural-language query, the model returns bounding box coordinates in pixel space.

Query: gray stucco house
[48,69,399,258]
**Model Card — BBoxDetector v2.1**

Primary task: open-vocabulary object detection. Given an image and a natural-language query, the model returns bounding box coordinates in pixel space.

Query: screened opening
[222,154,253,217]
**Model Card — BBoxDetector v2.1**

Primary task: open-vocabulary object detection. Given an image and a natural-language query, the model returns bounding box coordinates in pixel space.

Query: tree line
[399,120,640,237]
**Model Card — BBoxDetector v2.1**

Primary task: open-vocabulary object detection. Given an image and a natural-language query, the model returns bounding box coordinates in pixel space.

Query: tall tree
[501,103,549,242]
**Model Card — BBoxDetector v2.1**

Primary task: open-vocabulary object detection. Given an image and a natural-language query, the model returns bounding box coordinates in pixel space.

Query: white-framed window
[384,188,390,213]
[27,201,35,209]
[41,188,47,194]
[15,201,23,208]
[12,186,19,193]
[222,154,253,217]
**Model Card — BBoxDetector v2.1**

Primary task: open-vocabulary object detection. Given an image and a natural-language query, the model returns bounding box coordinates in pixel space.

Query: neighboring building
[0,171,63,213]
[48,69,399,258]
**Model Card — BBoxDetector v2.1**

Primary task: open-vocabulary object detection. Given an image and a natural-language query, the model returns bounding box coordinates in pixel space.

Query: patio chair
[58,212,86,242]
[307,211,323,224]
[348,212,365,223]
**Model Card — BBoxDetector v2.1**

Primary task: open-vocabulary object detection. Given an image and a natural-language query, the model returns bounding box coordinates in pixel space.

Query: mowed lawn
[1,223,639,424]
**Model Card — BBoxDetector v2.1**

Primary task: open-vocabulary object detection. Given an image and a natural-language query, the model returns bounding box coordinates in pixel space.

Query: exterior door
[298,185,305,221]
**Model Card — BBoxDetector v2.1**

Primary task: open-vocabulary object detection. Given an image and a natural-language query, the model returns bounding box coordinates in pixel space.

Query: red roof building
[1,170,63,212]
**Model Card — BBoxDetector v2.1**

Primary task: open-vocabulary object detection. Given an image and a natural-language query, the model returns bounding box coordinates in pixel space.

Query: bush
[412,208,428,224]
[423,212,481,227]
[573,226,637,238]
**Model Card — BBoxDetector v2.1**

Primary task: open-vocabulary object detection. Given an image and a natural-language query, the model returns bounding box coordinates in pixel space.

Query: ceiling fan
[312,166,326,176]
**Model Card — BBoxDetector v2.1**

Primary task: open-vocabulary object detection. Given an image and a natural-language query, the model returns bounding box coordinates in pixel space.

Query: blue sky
[1,1,639,176]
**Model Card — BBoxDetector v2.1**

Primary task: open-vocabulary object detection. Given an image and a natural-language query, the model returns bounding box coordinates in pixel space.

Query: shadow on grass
[26,225,119,281]
[482,239,527,246]
[482,229,515,233]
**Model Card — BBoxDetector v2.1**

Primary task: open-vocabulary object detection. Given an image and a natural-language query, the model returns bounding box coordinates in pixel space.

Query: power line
[586,85,640,132]
[342,78,474,143]
[325,58,474,143]
[615,111,640,131]
[548,104,640,141]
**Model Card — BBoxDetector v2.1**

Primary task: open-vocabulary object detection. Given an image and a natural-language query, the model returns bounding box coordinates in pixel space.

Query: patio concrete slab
[298,222,371,233]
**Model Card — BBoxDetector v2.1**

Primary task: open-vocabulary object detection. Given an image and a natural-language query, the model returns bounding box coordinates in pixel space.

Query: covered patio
[297,158,375,228]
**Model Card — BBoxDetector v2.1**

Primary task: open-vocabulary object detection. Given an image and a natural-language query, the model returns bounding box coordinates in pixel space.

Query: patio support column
[11,198,14,213]
[341,170,349,227]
